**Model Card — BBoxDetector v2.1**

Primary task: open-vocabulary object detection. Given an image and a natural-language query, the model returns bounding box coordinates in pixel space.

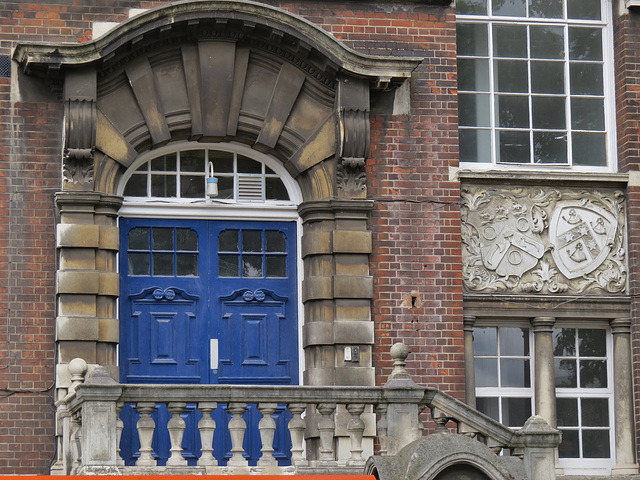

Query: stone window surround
[463,313,637,475]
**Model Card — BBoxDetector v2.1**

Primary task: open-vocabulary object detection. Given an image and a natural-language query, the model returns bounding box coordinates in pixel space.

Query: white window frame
[117,141,302,221]
[554,322,615,475]
[473,323,535,430]
[472,319,616,474]
[456,0,617,172]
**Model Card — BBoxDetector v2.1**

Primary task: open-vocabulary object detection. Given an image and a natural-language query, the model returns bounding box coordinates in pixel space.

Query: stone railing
[52,344,560,479]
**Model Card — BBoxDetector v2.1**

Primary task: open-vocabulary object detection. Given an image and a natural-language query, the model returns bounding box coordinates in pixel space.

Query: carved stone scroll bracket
[337,76,370,199]
[63,67,97,191]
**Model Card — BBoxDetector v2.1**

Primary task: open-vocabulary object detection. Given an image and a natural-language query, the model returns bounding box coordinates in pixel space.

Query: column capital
[463,315,476,332]
[610,318,632,336]
[531,316,556,333]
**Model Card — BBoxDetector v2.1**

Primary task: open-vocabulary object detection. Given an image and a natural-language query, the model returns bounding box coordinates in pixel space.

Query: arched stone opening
[366,434,526,480]
[14,1,421,401]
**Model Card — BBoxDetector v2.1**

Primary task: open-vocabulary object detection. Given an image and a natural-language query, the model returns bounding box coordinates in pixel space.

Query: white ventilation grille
[238,176,263,201]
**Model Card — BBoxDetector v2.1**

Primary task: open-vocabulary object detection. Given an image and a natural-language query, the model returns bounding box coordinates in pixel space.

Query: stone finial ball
[390,342,409,361]
[68,357,88,376]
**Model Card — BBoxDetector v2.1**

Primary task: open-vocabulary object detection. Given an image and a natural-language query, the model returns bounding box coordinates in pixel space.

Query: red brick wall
[0,0,462,473]
[0,2,123,474]
[614,9,640,465]
[261,2,464,397]
[0,88,61,472]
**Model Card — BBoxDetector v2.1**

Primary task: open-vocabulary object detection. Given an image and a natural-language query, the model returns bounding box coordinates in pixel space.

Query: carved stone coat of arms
[461,186,627,295]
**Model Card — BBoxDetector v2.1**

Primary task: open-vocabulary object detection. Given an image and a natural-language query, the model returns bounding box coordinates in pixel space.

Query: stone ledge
[457,169,628,186]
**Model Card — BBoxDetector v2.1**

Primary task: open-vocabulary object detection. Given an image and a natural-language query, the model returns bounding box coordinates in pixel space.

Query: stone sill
[458,169,629,187]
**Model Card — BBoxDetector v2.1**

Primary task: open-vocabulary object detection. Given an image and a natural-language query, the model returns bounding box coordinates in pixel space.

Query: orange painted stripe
[0,477,376,480]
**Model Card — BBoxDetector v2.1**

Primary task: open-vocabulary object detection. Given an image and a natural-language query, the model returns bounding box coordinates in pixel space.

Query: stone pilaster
[55,192,122,395]
[610,318,638,475]
[463,315,477,408]
[299,199,374,387]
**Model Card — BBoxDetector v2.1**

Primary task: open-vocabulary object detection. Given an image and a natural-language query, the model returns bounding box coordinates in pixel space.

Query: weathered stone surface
[98,272,119,296]
[57,294,97,317]
[58,340,97,363]
[57,316,99,341]
[333,276,373,299]
[98,317,119,343]
[332,230,372,253]
[57,224,100,248]
[461,182,627,295]
[98,225,119,250]
[57,271,100,294]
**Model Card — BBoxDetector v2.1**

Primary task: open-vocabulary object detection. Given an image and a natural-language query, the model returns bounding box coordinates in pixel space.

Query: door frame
[117,142,305,386]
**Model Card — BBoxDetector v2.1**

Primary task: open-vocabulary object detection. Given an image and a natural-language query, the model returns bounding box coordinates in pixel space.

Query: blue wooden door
[119,218,298,465]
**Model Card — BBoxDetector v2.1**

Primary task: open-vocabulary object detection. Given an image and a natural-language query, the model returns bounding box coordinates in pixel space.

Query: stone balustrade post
[197,402,218,466]
[317,403,338,466]
[72,366,123,474]
[227,403,249,466]
[166,402,188,466]
[115,402,124,466]
[288,403,309,466]
[346,403,366,466]
[375,403,389,456]
[257,403,278,466]
[518,416,562,480]
[135,402,157,466]
[70,411,82,475]
[382,343,425,455]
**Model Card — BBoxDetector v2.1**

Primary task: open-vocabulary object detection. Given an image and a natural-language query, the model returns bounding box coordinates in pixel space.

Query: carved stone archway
[14,1,421,399]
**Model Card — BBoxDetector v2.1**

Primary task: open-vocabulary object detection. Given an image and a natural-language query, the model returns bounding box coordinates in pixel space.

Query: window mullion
[564,23,572,167]
[488,22,496,163]
[176,151,182,199]
[526,25,534,164]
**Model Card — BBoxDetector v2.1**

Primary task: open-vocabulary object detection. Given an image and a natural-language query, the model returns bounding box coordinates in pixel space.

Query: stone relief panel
[461,185,627,295]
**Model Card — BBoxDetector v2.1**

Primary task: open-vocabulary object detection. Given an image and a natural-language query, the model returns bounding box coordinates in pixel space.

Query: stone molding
[13,1,422,89]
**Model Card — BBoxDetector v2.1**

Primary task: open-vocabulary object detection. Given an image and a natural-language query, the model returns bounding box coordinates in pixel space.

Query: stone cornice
[463,294,631,319]
[13,0,423,90]
[458,169,629,187]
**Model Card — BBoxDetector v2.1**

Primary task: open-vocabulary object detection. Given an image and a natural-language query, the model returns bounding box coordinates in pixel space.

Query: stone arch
[366,435,526,480]
[15,0,420,202]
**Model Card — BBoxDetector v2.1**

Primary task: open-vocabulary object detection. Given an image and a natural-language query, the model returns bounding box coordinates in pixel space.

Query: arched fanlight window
[123,148,290,202]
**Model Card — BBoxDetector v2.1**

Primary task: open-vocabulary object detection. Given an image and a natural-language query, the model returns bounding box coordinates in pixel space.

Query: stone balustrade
[52,344,560,480]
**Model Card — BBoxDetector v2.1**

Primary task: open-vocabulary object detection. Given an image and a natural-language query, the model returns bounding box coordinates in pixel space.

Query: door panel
[119,218,298,465]
[217,289,293,384]
[124,287,203,383]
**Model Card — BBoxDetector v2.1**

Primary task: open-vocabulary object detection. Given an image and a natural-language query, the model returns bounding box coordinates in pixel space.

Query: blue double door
[119,218,298,465]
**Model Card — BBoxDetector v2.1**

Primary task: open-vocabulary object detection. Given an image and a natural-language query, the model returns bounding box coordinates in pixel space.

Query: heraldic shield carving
[549,203,617,280]
[461,186,627,295]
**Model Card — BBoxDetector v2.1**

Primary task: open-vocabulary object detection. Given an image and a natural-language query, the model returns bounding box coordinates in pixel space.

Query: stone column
[299,200,375,388]
[55,192,122,394]
[298,199,375,462]
[531,317,557,427]
[609,318,638,475]
[463,315,477,408]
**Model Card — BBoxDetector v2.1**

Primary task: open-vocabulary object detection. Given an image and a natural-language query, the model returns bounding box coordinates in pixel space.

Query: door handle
[210,339,218,370]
